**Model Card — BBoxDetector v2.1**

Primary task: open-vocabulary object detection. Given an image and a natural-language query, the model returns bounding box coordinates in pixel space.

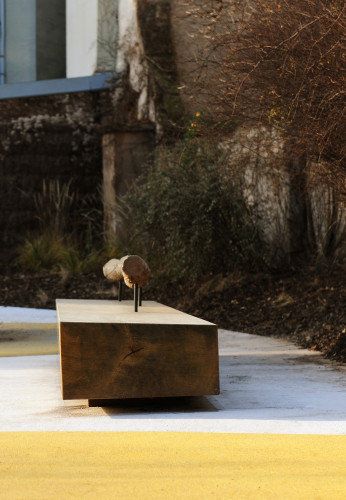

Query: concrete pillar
[102,134,117,239]
[102,130,155,240]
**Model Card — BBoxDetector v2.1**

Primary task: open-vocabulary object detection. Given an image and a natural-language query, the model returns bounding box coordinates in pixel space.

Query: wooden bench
[56,299,219,403]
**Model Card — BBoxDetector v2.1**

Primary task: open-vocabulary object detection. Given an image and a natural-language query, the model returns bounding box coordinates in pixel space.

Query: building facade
[0,0,165,256]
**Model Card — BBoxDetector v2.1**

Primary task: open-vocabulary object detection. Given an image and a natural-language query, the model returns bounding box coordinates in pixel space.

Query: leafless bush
[183,0,345,199]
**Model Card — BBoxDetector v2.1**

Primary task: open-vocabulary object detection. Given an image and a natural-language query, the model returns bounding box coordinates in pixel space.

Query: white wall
[67,0,118,78]
[66,0,98,78]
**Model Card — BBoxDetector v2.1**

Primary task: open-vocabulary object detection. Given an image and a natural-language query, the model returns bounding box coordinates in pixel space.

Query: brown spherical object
[103,255,150,288]
[121,255,151,288]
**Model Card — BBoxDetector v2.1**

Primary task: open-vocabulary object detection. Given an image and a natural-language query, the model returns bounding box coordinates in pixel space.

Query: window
[2,0,65,84]
[0,0,5,84]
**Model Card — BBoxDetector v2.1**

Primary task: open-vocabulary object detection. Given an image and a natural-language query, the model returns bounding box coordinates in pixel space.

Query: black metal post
[134,283,138,312]
[118,280,123,301]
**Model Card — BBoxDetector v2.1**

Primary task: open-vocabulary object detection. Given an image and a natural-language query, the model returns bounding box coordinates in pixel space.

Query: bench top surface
[56,299,216,326]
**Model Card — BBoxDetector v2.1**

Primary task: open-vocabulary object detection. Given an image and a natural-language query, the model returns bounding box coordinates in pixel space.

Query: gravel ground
[0,266,345,362]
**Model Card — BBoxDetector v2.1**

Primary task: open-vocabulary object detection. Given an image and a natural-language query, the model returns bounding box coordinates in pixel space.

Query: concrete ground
[1,305,345,434]
[0,305,345,498]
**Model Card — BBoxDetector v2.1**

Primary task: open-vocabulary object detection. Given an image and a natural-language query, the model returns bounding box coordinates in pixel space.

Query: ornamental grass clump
[119,136,266,283]
[17,179,121,275]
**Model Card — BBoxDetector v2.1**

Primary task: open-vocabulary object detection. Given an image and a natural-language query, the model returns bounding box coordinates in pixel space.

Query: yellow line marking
[0,432,345,499]
[0,323,58,356]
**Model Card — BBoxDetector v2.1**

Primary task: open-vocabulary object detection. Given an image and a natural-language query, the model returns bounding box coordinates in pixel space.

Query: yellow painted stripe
[0,323,58,356]
[0,433,345,499]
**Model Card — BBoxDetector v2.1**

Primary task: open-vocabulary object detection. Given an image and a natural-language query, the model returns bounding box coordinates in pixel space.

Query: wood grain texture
[57,300,219,400]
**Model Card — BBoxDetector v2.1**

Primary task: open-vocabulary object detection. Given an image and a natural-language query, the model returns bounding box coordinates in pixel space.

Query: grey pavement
[0,307,345,434]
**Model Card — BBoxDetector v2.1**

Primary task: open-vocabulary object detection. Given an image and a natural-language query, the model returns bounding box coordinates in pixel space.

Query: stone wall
[169,0,346,264]
[0,91,105,255]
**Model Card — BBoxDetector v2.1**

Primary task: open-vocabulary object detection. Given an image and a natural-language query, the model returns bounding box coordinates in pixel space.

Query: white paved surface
[0,306,57,323]
[0,307,345,434]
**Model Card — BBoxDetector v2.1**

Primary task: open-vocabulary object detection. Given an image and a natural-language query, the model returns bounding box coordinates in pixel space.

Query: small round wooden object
[103,255,151,288]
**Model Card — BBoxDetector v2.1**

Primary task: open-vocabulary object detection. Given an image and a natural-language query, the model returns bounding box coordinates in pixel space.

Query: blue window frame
[0,72,115,100]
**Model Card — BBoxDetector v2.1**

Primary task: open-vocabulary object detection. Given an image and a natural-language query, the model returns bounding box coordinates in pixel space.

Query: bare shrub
[182,0,345,199]
[118,133,267,282]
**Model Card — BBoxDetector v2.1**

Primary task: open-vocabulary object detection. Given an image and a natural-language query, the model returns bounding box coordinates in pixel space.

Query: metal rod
[118,280,123,301]
[134,283,138,312]
[139,287,142,306]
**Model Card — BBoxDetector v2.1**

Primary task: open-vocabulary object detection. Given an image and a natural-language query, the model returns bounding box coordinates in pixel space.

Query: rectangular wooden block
[56,299,219,400]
